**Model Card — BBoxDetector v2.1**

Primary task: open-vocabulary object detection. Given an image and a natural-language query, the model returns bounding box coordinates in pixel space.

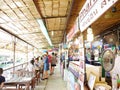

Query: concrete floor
[34,65,67,90]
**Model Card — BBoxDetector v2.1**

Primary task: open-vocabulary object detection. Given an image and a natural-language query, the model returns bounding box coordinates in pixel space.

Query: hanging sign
[74,17,79,34]
[79,0,118,32]
[67,26,74,42]
[67,18,79,42]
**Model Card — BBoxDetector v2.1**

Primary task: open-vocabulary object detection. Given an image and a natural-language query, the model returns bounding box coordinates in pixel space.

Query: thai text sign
[79,0,118,32]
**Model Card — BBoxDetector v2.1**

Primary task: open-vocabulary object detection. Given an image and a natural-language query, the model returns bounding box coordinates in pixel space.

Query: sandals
[41,77,48,80]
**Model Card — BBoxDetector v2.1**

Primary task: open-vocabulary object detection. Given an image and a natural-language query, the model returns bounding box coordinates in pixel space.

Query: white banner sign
[79,0,118,32]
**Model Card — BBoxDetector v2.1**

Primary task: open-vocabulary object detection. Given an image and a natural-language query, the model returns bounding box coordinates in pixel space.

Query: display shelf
[68,61,83,78]
[68,67,79,78]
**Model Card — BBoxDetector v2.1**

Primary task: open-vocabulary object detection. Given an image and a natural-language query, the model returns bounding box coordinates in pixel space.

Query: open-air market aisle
[45,65,67,90]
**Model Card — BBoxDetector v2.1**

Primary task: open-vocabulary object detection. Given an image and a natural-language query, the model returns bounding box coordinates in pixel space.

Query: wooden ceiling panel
[52,37,62,41]
[40,7,46,17]
[20,21,31,28]
[28,6,41,18]
[0,24,19,34]
[6,23,21,33]
[53,1,59,8]
[35,33,43,37]
[23,0,35,7]
[28,27,41,33]
[0,0,10,10]
[4,9,19,21]
[12,22,25,30]
[59,0,68,8]
[54,18,60,30]
[28,20,39,27]
[18,33,44,40]
[13,0,26,7]
[43,1,52,17]
[59,8,67,16]
[13,8,26,19]
[4,0,17,9]
[45,9,52,17]
[52,41,61,44]
[60,18,67,25]
[38,0,44,7]
[60,25,65,30]
[0,18,6,24]
[45,5,52,10]
[0,11,12,22]
[21,9,34,20]
[43,0,52,6]
[53,43,60,45]
[52,9,58,16]
[46,18,55,30]
[49,30,63,37]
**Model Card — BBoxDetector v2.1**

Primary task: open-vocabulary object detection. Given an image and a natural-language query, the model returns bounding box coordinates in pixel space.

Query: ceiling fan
[103,33,118,45]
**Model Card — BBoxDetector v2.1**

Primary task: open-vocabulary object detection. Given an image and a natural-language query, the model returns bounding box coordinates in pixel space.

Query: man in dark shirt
[91,52,95,65]
[0,68,5,89]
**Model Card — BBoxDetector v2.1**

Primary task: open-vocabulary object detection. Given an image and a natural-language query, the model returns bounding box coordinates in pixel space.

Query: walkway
[34,65,67,90]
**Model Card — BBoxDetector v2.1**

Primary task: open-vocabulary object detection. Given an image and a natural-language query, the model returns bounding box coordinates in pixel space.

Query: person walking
[46,51,52,75]
[51,52,57,75]
[42,53,49,80]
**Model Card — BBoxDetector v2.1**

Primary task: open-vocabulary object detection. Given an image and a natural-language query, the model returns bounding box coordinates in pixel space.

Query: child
[0,68,5,89]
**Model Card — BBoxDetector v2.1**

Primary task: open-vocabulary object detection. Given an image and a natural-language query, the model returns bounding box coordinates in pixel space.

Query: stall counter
[86,64,102,82]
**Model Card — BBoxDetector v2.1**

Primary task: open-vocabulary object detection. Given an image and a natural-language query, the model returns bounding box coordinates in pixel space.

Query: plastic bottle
[112,73,117,90]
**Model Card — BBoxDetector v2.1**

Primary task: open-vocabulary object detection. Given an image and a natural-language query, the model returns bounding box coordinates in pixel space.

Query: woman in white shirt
[26,59,35,76]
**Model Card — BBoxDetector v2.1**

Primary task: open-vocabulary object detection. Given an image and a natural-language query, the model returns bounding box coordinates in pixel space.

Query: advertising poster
[78,72,84,90]
[79,48,85,61]
[79,60,85,73]
[67,71,75,90]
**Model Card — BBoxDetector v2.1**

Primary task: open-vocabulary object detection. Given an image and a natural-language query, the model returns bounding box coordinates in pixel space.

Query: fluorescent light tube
[52,31,54,36]
[37,19,52,46]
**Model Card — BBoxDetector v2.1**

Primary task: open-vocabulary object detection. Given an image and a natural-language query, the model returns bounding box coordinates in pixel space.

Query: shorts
[51,64,56,67]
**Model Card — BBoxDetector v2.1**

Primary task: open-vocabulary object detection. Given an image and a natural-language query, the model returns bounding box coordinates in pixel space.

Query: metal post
[13,37,16,76]
[82,33,88,85]
[27,44,28,64]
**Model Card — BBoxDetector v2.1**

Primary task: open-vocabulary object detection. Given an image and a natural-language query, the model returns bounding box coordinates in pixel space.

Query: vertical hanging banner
[79,0,118,32]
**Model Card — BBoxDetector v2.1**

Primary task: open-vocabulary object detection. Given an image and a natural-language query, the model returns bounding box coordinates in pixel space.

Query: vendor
[91,52,95,65]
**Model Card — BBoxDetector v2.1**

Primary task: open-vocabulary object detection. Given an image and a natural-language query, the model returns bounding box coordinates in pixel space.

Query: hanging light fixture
[37,19,52,46]
[87,26,94,42]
